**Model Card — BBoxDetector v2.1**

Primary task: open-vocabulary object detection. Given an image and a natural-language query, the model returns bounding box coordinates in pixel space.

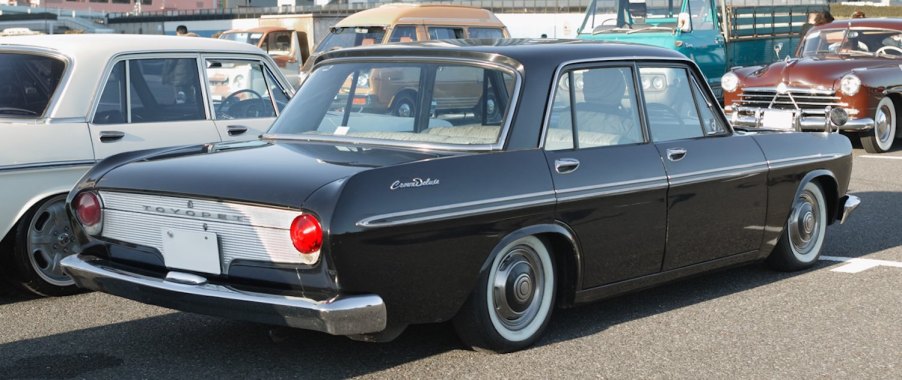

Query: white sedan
[0,34,294,296]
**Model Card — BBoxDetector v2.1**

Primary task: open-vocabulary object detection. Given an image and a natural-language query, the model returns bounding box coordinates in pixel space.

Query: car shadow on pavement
[821,190,902,258]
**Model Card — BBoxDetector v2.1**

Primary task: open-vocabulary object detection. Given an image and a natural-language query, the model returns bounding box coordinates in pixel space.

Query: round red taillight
[75,192,102,227]
[290,214,322,254]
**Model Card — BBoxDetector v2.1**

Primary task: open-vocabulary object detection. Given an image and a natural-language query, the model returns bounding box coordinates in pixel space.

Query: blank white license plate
[760,110,795,130]
[161,229,221,275]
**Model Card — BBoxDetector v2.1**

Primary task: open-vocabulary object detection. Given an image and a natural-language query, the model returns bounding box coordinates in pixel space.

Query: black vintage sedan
[62,39,859,353]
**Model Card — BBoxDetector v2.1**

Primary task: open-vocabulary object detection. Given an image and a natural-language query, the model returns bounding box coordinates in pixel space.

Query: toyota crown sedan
[62,39,859,353]
[0,34,293,297]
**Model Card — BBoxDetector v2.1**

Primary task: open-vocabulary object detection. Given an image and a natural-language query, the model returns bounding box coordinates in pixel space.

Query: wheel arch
[888,92,902,138]
[2,189,73,251]
[798,170,838,225]
[476,223,582,309]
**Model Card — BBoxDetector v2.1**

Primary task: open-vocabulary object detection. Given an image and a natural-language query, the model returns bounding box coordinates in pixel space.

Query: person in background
[851,11,866,19]
[175,25,198,37]
[800,10,834,44]
[814,11,834,26]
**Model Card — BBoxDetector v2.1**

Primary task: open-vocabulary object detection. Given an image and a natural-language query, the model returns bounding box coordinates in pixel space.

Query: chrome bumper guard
[60,255,387,336]
[727,106,874,132]
[838,195,861,225]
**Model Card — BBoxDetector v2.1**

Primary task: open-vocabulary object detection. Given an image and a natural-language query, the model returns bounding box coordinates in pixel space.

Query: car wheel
[860,97,897,153]
[766,181,828,271]
[391,93,416,118]
[453,235,556,353]
[7,194,82,296]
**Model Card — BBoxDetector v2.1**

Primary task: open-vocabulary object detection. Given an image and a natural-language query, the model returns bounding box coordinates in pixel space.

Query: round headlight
[722,72,739,93]
[356,72,370,88]
[642,77,651,90]
[840,74,861,96]
[652,76,665,90]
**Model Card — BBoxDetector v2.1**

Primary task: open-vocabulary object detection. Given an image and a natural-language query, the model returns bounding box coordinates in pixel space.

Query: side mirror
[774,42,784,59]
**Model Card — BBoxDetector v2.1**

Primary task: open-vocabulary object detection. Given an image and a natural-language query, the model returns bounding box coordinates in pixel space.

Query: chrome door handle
[227,125,248,136]
[554,158,580,174]
[99,130,125,142]
[667,148,687,161]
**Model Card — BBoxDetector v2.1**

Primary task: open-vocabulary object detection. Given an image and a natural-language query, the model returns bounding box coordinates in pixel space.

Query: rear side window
[389,26,418,43]
[129,58,205,123]
[428,27,465,40]
[0,53,65,118]
[468,28,504,39]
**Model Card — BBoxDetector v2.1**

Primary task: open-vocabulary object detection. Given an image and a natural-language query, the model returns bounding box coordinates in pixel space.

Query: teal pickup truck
[578,0,828,96]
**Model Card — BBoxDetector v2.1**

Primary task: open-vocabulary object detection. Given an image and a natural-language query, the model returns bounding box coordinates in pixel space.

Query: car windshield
[583,0,683,33]
[315,27,387,53]
[800,28,902,58]
[267,61,517,148]
[220,32,265,47]
[0,53,65,117]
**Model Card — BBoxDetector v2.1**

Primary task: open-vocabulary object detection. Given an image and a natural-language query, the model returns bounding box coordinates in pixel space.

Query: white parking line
[860,155,902,160]
[820,256,902,273]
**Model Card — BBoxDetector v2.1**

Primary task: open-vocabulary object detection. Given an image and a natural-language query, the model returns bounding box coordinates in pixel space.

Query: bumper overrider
[838,195,861,225]
[60,254,387,336]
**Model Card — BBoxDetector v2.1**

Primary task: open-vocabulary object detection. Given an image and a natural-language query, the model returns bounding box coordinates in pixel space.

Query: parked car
[723,18,902,153]
[0,34,293,296]
[61,39,858,353]
[219,26,310,87]
[299,3,510,79]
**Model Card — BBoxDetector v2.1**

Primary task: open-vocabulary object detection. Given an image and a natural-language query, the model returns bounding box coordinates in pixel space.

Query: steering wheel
[876,45,902,57]
[220,89,264,118]
[0,107,38,116]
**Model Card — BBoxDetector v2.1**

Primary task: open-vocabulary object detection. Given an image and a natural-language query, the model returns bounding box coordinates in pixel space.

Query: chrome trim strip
[0,160,95,172]
[669,167,767,186]
[61,255,387,336]
[767,154,844,170]
[556,181,669,202]
[267,56,522,152]
[742,86,835,95]
[555,176,667,195]
[356,191,556,228]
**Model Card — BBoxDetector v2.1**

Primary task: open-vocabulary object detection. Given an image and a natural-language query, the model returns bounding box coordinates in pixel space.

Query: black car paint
[68,40,854,331]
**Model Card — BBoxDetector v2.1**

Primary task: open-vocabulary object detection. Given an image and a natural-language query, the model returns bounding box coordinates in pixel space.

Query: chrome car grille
[736,87,847,115]
[99,191,305,269]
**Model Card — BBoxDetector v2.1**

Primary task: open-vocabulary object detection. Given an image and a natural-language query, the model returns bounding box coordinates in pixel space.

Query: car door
[89,55,221,160]
[637,64,768,271]
[543,64,669,288]
[202,56,290,141]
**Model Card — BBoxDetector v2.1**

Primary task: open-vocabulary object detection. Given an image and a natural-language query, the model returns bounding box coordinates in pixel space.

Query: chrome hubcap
[396,102,413,118]
[492,246,544,331]
[27,198,77,286]
[876,105,892,145]
[788,192,820,256]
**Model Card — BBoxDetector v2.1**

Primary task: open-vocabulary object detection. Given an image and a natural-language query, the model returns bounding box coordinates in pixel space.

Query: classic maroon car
[723,18,902,153]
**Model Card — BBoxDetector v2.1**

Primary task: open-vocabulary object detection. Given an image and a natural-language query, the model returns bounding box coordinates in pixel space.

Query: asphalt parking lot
[1,142,900,379]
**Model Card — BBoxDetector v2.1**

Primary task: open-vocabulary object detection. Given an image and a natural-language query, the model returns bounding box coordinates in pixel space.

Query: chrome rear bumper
[61,255,387,336]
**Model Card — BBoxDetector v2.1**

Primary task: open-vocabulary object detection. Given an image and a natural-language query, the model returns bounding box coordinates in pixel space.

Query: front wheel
[453,236,556,353]
[5,194,82,296]
[766,181,828,271]
[860,97,897,153]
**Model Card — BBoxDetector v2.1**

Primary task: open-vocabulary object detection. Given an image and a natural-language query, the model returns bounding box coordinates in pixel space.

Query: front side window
[389,26,418,43]
[268,61,516,147]
[264,31,293,55]
[129,58,205,123]
[468,28,505,39]
[639,67,704,142]
[0,53,65,118]
[428,27,465,40]
[545,66,643,150]
[801,28,902,57]
[206,59,281,120]
[315,27,386,53]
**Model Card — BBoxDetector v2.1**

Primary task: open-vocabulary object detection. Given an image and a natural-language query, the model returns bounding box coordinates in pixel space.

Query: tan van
[309,4,510,118]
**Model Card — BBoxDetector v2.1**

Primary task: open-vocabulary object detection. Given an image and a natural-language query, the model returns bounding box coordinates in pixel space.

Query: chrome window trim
[268,56,523,152]
[0,159,95,173]
[540,56,701,150]
[357,190,555,228]
[0,47,72,120]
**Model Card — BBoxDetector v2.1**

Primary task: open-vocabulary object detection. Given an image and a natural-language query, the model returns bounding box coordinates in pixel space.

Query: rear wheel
[6,194,82,296]
[453,236,555,353]
[860,97,897,153]
[391,93,416,118]
[766,181,828,271]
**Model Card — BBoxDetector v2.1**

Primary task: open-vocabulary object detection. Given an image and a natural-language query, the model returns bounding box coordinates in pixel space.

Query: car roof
[221,26,289,34]
[319,38,689,69]
[0,34,263,57]
[815,18,902,31]
[334,3,505,28]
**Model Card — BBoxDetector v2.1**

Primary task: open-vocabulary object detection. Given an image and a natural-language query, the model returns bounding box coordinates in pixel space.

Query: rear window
[0,53,65,118]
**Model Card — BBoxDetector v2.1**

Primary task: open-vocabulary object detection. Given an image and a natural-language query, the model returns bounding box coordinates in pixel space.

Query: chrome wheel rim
[26,197,77,286]
[788,189,822,261]
[396,102,413,118]
[492,245,544,331]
